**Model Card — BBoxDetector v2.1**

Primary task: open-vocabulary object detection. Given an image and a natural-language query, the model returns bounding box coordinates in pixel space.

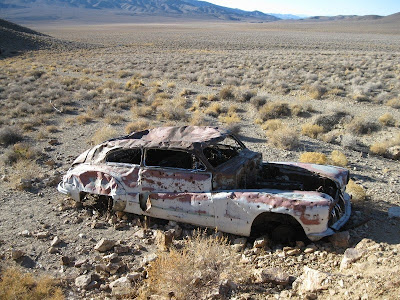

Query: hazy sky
[205,0,400,16]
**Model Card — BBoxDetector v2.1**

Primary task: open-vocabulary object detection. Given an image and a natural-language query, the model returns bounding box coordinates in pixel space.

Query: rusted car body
[58,126,351,241]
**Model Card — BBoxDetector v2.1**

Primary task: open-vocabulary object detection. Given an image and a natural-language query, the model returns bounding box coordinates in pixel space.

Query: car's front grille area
[329,193,346,226]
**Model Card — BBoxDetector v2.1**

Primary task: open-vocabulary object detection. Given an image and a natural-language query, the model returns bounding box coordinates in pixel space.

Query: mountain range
[0,0,280,22]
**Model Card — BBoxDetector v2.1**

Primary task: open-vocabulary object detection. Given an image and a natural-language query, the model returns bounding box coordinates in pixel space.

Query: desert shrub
[261,119,282,131]
[259,102,291,121]
[46,125,58,133]
[138,231,249,299]
[250,95,267,108]
[207,94,219,102]
[290,104,306,116]
[308,83,326,99]
[190,112,207,126]
[167,82,176,89]
[330,150,348,167]
[341,134,359,149]
[89,126,117,145]
[378,113,395,126]
[267,126,298,150]
[75,114,93,125]
[0,126,23,146]
[386,98,400,109]
[205,103,223,117]
[236,89,256,102]
[105,115,125,125]
[126,78,145,91]
[301,123,324,138]
[219,86,234,100]
[219,112,241,125]
[132,105,153,118]
[157,98,187,121]
[346,180,367,202]
[3,143,41,165]
[347,117,380,135]
[125,120,150,134]
[118,70,132,78]
[179,89,193,97]
[299,152,328,165]
[314,112,347,132]
[370,134,400,157]
[0,268,63,300]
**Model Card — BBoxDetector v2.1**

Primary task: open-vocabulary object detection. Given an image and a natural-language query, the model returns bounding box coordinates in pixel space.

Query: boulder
[340,248,364,270]
[329,231,350,248]
[254,267,290,285]
[75,274,93,289]
[94,238,116,252]
[293,266,331,294]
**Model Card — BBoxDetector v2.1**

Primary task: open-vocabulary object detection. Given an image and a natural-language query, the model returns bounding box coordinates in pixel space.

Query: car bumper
[307,192,351,241]
[57,181,81,201]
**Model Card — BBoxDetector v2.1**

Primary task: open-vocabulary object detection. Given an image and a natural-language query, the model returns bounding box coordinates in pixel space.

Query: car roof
[106,126,230,150]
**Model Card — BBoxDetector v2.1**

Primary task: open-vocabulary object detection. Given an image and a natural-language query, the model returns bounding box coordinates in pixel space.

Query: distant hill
[0,18,92,56]
[0,0,279,23]
[307,15,383,21]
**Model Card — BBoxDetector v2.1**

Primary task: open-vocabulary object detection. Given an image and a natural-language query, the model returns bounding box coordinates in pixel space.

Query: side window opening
[203,136,243,168]
[145,149,205,170]
[106,148,142,165]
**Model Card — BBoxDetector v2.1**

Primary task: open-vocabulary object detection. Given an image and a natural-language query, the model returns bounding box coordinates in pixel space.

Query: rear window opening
[145,149,205,170]
[106,148,142,165]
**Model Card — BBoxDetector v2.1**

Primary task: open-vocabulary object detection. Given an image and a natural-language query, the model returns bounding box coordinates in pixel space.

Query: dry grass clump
[250,95,267,108]
[125,78,145,91]
[261,119,282,131]
[307,83,327,99]
[378,113,395,126]
[46,125,58,133]
[346,179,367,202]
[346,117,380,135]
[105,114,126,125]
[131,104,153,118]
[69,114,93,125]
[125,120,150,134]
[219,86,234,100]
[0,268,64,300]
[179,88,193,97]
[301,123,324,138]
[205,103,224,117]
[138,232,249,299]
[370,134,400,157]
[330,150,348,167]
[190,111,207,126]
[89,126,117,145]
[299,152,328,165]
[314,112,347,132]
[266,126,298,150]
[386,98,400,109]
[259,102,291,121]
[0,126,23,146]
[166,82,176,89]
[219,112,241,125]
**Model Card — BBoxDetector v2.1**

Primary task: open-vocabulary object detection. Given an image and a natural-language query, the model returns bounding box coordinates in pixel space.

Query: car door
[104,147,142,214]
[139,148,215,228]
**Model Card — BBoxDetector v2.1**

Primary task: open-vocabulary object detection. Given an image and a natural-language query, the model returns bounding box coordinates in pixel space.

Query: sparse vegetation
[0,268,64,300]
[299,152,328,165]
[301,123,324,138]
[378,113,395,126]
[266,126,299,150]
[259,102,291,121]
[330,150,348,167]
[89,126,117,145]
[346,179,367,202]
[0,126,23,146]
[139,232,249,299]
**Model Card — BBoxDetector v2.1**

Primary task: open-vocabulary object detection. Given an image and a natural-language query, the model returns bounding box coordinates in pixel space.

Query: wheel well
[251,212,307,242]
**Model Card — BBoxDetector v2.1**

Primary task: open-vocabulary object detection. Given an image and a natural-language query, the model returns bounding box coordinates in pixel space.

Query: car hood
[271,162,349,190]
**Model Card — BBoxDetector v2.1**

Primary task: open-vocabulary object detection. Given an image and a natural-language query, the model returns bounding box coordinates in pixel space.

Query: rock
[11,249,24,260]
[110,277,133,297]
[232,238,247,252]
[133,229,147,239]
[293,266,331,294]
[155,230,174,251]
[103,253,118,261]
[388,207,400,219]
[20,230,31,237]
[106,263,121,274]
[86,280,101,290]
[94,238,116,252]
[142,253,157,265]
[329,231,350,248]
[114,245,129,254]
[50,236,62,247]
[48,247,58,254]
[340,248,364,270]
[126,272,141,281]
[17,179,32,190]
[95,264,107,273]
[218,279,237,297]
[74,258,88,268]
[304,244,317,254]
[287,248,301,256]
[35,231,50,239]
[253,236,269,248]
[254,267,290,285]
[75,274,93,289]
[387,146,400,160]
[91,221,106,229]
[61,256,71,266]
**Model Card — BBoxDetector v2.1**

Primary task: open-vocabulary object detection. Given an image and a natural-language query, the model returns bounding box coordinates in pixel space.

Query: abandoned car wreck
[58,126,351,241]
